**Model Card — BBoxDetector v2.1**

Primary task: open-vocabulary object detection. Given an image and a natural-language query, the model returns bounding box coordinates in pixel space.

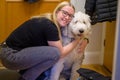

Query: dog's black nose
[79,30,84,33]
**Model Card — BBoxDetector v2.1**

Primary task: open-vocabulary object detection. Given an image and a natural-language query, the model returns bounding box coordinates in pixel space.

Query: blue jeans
[0,46,60,80]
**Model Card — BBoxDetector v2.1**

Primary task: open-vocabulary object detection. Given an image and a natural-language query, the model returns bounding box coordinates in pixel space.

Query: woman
[0,1,88,80]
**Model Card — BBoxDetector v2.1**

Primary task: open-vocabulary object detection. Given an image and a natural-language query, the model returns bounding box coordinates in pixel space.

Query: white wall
[83,23,105,65]
[71,0,86,13]
[71,0,105,64]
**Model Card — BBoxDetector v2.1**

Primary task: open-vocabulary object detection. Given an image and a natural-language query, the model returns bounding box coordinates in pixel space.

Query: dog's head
[68,11,91,38]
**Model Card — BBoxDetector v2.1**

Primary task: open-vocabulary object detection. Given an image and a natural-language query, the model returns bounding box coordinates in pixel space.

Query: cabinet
[103,21,116,72]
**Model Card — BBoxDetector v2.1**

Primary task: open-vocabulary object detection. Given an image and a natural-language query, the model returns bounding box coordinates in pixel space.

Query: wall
[0,0,6,42]
[0,0,67,42]
[71,0,105,64]
[83,23,105,65]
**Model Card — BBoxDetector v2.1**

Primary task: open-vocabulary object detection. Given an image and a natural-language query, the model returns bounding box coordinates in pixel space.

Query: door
[103,21,116,72]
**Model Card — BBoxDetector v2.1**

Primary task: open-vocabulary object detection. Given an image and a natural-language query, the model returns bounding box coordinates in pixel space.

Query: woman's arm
[48,38,80,58]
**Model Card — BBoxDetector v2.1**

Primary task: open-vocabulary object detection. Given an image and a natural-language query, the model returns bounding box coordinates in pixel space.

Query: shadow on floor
[0,69,20,80]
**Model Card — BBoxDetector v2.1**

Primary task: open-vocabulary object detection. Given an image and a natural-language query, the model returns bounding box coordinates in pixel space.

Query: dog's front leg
[70,55,84,80]
[70,63,80,80]
[50,58,64,80]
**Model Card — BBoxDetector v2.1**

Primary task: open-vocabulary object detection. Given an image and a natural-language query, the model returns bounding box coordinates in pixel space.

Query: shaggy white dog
[45,11,91,80]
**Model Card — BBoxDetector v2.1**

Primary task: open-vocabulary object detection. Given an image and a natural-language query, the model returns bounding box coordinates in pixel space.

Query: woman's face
[56,5,75,27]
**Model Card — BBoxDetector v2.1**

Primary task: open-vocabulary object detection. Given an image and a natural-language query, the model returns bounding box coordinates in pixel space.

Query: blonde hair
[52,1,75,41]
[31,1,75,41]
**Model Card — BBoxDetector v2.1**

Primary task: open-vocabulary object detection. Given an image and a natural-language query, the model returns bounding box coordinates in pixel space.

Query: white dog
[45,11,91,80]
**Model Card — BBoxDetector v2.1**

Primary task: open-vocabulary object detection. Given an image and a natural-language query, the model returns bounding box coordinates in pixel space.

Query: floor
[0,61,20,80]
[80,64,112,76]
[0,64,112,80]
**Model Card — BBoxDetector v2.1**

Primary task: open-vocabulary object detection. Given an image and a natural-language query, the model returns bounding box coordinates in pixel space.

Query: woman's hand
[77,38,89,53]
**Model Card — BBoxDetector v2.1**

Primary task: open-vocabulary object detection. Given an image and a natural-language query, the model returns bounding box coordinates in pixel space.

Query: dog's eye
[74,21,78,24]
[83,21,86,24]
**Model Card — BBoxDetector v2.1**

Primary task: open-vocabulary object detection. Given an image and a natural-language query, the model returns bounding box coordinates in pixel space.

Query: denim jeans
[0,46,60,80]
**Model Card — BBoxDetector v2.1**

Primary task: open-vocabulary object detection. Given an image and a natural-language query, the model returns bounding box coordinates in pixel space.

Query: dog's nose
[79,30,84,33]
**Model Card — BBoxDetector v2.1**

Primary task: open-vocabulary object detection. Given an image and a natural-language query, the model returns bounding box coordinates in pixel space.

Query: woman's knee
[49,47,60,61]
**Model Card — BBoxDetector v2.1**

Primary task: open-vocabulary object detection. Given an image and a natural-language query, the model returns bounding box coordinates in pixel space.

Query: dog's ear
[69,12,80,25]
[84,14,91,27]
[87,21,91,29]
[68,22,75,38]
[84,14,92,37]
[85,14,92,31]
[69,17,76,25]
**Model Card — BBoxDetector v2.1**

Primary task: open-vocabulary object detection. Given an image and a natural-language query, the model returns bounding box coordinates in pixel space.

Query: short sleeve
[43,19,60,41]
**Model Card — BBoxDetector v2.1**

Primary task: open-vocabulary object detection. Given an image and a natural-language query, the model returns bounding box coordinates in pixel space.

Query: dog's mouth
[77,34,83,37]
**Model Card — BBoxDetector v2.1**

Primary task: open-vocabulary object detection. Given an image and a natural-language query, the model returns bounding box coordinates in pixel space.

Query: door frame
[112,0,120,80]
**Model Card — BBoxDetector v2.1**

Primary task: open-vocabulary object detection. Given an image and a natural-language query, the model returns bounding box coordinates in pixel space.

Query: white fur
[45,11,91,80]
